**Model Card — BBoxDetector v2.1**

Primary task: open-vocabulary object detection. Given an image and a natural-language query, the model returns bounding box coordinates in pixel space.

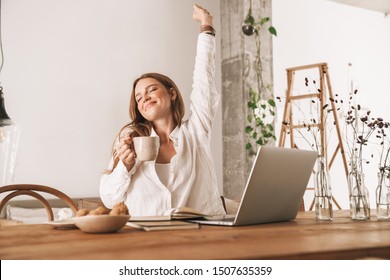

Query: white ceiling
[327,0,390,14]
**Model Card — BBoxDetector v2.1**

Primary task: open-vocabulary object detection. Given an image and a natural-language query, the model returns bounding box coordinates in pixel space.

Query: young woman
[100,4,225,216]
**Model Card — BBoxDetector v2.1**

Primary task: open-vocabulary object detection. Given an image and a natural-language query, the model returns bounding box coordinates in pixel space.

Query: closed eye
[135,84,158,104]
[148,87,157,94]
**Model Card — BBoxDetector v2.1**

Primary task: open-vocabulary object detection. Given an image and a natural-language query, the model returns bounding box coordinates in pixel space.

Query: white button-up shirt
[99,33,225,216]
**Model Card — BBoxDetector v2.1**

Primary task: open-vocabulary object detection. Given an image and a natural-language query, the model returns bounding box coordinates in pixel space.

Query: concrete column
[220,0,274,200]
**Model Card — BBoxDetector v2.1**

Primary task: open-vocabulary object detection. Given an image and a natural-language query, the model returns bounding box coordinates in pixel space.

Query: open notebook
[189,146,317,226]
[129,206,207,221]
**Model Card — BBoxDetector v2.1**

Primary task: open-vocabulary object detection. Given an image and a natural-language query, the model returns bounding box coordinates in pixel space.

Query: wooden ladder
[278,62,348,210]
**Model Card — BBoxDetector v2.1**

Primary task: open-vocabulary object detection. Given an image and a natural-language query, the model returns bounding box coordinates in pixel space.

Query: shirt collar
[150,128,158,137]
[150,126,180,146]
[169,126,180,144]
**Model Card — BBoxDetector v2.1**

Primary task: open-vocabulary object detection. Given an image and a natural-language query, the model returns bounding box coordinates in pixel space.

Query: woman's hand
[115,136,136,172]
[193,4,213,26]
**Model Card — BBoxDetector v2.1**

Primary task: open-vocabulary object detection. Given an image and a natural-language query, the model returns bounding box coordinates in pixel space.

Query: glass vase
[1,87,21,185]
[348,168,370,220]
[376,171,390,220]
[314,156,333,220]
[0,125,20,184]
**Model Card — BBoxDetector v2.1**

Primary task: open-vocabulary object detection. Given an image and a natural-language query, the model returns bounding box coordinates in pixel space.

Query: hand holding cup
[116,136,136,171]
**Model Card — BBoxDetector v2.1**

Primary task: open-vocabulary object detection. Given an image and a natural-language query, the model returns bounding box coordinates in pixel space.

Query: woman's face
[134,78,176,122]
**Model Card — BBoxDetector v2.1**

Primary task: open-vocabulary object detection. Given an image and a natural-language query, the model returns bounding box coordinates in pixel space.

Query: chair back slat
[0,184,78,221]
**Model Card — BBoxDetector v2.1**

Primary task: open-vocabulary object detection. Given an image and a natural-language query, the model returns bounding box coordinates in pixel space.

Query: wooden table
[1,211,390,260]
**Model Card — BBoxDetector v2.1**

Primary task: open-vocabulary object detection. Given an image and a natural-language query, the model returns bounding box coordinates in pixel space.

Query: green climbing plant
[242,3,277,156]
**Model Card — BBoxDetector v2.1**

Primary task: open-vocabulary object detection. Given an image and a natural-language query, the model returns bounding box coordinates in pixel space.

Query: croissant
[109,202,129,216]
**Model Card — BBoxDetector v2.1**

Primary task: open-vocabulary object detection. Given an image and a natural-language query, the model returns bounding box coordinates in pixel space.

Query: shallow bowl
[73,215,130,233]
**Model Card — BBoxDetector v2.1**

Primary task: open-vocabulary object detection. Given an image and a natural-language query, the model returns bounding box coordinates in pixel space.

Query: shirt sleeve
[99,159,139,209]
[187,33,219,138]
[99,128,140,209]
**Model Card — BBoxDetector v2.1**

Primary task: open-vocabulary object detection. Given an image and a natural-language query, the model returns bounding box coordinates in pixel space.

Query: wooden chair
[0,184,78,221]
[299,200,305,211]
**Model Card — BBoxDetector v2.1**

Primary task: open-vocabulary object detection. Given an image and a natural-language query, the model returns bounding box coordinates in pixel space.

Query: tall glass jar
[376,171,390,220]
[348,160,371,220]
[314,156,333,220]
[0,88,21,185]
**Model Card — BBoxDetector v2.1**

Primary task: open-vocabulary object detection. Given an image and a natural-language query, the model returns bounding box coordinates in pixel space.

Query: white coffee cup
[133,136,160,161]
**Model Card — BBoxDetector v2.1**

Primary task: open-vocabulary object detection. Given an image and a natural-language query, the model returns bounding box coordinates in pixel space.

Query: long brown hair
[106,73,185,173]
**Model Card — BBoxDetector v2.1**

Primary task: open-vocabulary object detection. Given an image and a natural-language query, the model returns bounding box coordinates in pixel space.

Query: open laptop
[190,146,317,226]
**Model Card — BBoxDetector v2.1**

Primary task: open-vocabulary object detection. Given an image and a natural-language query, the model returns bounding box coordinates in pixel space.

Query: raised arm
[193,4,214,28]
[189,4,218,137]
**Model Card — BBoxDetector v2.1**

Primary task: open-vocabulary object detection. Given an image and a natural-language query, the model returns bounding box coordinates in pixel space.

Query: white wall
[272,0,390,209]
[1,0,222,198]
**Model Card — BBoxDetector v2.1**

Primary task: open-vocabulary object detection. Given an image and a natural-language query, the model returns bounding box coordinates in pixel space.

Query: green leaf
[268,99,276,107]
[245,142,253,150]
[261,104,266,110]
[256,138,264,145]
[247,101,257,109]
[267,124,274,131]
[249,88,259,103]
[247,114,253,123]
[260,17,270,25]
[245,126,253,134]
[268,26,277,36]
[256,117,263,126]
[244,15,255,25]
[252,132,258,139]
